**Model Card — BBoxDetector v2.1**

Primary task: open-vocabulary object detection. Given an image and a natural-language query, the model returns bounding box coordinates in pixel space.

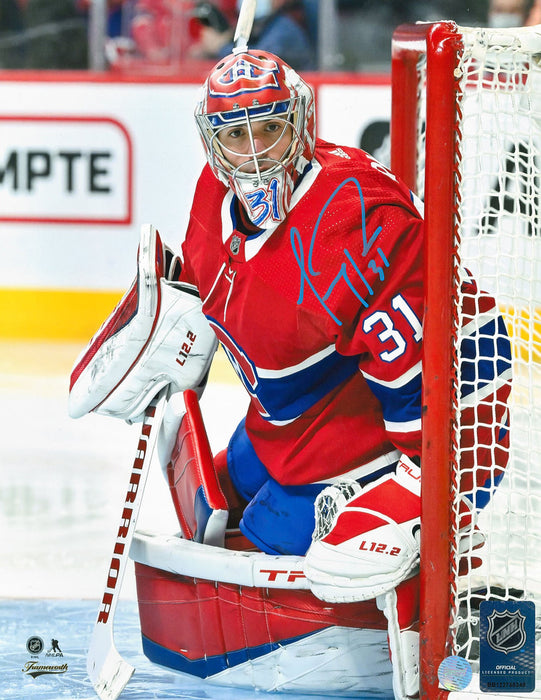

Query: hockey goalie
[69,47,512,700]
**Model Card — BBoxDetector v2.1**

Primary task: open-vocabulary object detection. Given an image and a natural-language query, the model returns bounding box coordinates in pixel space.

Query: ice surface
[1,598,262,699]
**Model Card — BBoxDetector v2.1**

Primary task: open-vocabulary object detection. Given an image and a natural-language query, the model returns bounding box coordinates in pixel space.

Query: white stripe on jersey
[459,367,513,408]
[220,190,234,244]
[202,261,226,306]
[461,308,501,339]
[256,344,336,378]
[361,359,422,389]
[384,417,422,434]
[289,158,322,208]
[312,448,402,484]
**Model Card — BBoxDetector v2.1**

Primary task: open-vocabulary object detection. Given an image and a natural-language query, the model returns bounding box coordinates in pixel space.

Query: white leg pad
[304,455,421,603]
[377,589,420,700]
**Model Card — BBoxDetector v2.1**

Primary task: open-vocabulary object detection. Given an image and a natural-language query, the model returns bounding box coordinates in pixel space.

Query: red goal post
[392,21,462,699]
[391,20,541,699]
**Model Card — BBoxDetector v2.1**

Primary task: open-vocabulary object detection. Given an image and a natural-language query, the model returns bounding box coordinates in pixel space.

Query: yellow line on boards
[502,305,541,364]
[0,288,239,384]
[0,288,122,341]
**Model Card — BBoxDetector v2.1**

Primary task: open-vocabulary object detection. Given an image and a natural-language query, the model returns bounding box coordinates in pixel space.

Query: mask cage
[195,97,307,187]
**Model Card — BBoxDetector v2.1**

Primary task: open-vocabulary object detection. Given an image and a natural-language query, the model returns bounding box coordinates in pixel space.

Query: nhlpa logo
[487,608,527,654]
[212,56,280,97]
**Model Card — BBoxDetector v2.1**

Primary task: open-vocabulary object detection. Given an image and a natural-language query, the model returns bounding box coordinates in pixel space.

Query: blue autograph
[290,177,389,326]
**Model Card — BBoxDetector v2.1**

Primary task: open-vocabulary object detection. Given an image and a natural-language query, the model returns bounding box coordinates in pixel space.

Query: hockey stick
[87,386,169,700]
[233,0,256,53]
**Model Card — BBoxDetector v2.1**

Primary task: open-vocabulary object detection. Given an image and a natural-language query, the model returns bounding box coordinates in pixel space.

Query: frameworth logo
[22,661,68,679]
[0,116,133,224]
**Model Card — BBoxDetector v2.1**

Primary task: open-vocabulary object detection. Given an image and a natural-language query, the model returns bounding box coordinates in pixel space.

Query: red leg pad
[166,390,228,543]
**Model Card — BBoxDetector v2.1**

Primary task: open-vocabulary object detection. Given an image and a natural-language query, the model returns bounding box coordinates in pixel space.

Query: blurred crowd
[0,1,88,68]
[0,0,540,72]
[101,0,318,73]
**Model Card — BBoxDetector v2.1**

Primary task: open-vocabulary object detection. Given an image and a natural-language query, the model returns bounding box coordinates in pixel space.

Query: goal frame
[391,21,473,700]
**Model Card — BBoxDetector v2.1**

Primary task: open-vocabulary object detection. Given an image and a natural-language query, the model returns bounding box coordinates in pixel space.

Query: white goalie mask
[195,50,316,229]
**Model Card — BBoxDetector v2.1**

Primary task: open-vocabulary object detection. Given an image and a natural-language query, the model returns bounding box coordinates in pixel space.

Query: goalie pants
[227,418,329,556]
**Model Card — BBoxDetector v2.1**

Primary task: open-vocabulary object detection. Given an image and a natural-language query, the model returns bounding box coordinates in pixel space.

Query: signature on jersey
[290,176,389,327]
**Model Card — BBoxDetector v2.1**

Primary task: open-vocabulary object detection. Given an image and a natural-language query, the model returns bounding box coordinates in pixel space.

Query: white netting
[448,26,541,675]
[404,27,541,679]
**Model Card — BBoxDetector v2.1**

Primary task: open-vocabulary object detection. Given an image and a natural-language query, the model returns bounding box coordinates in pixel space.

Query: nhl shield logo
[486,608,527,654]
[230,235,241,255]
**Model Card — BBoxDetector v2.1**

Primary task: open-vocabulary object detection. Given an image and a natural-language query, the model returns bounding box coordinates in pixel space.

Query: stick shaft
[87,387,168,700]
[233,0,256,53]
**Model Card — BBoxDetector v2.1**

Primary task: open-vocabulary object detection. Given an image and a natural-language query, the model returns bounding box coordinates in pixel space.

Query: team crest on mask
[212,56,280,97]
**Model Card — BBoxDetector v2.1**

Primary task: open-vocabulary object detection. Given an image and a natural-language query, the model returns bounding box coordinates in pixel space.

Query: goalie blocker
[304,455,422,605]
[68,224,218,423]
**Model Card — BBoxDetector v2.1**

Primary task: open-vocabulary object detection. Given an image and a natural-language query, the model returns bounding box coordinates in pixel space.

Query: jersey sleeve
[337,201,424,459]
[178,235,197,287]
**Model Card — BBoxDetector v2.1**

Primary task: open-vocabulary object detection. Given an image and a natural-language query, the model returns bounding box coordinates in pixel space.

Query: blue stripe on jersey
[464,469,506,510]
[257,350,360,421]
[363,369,422,427]
[459,316,512,400]
[210,315,360,422]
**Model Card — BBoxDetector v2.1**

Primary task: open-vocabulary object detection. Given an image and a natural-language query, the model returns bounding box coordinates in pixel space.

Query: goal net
[391,21,541,698]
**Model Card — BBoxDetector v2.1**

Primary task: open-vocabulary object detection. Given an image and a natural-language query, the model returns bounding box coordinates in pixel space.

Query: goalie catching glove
[304,454,421,603]
[68,224,218,422]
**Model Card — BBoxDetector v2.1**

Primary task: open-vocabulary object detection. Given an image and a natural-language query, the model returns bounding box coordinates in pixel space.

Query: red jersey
[179,138,511,495]
[179,139,425,486]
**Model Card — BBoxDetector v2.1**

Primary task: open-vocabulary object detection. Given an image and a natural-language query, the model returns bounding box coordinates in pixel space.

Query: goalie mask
[194,50,316,229]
